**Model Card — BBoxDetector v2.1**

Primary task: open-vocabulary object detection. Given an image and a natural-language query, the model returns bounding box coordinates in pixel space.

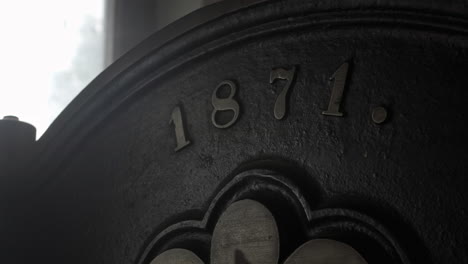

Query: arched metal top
[39,0,468,143]
[31,0,468,191]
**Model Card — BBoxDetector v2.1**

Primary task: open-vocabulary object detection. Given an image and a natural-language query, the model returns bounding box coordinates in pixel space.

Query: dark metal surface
[0,116,36,260]
[7,0,468,263]
[0,116,36,200]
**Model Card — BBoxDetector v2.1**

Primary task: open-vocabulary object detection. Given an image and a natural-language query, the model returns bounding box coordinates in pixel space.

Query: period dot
[372,106,388,124]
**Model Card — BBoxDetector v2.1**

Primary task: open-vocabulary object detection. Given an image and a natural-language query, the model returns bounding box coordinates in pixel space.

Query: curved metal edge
[25,0,468,192]
[307,208,414,264]
[38,0,268,142]
[136,169,311,264]
[22,0,468,205]
[27,0,269,196]
[39,0,468,144]
[29,0,468,191]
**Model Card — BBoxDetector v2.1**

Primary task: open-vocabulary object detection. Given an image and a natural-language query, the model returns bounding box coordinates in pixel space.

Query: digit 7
[270,66,297,120]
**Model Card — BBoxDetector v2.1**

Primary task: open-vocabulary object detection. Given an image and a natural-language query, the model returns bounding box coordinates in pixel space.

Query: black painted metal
[5,0,468,263]
[0,117,35,198]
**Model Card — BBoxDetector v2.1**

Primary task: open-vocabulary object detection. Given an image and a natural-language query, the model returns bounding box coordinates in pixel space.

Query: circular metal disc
[284,239,368,264]
[211,199,279,264]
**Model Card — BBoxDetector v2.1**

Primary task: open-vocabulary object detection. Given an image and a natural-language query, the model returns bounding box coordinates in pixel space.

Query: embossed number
[322,62,350,117]
[169,106,191,152]
[211,80,240,129]
[270,66,297,120]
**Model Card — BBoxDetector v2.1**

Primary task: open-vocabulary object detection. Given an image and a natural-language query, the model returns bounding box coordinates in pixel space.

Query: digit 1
[270,66,297,120]
[169,106,191,152]
[322,62,350,117]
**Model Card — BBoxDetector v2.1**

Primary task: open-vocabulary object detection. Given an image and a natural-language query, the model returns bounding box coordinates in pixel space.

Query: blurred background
[0,0,221,138]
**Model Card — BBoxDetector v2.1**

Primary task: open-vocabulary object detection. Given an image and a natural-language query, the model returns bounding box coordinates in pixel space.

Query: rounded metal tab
[150,248,204,264]
[284,239,367,264]
[211,199,279,264]
[3,115,19,121]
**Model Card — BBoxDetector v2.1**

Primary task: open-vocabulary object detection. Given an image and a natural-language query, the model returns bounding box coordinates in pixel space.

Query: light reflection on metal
[211,199,279,264]
[149,248,204,264]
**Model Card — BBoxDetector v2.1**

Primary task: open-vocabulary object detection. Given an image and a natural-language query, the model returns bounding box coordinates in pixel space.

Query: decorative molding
[150,199,367,264]
[138,170,410,264]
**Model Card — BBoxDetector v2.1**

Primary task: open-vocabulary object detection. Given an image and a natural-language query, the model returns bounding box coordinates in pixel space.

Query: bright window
[0,0,105,138]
